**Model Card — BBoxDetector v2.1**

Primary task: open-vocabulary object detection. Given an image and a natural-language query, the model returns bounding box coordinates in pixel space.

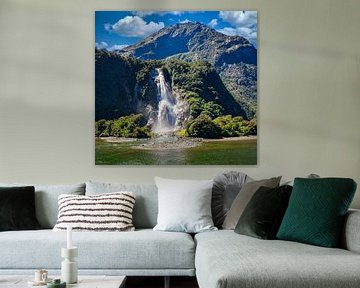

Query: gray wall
[0,0,359,207]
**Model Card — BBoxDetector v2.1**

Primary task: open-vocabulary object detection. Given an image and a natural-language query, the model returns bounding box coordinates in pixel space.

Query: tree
[95,119,113,137]
[95,114,151,138]
[95,119,107,137]
[187,115,221,139]
[201,101,223,119]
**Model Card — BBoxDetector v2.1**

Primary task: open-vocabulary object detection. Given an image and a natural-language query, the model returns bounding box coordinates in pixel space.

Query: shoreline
[203,136,256,142]
[99,137,144,143]
[98,136,257,150]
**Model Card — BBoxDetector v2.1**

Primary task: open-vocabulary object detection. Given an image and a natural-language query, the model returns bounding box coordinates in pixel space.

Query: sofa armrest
[342,209,360,253]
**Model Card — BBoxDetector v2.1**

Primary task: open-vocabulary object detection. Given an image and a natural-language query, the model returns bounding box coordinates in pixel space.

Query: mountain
[95,22,257,125]
[120,22,257,67]
[119,22,257,118]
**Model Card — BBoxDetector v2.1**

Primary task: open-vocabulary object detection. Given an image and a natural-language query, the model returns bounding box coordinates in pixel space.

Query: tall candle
[67,225,72,249]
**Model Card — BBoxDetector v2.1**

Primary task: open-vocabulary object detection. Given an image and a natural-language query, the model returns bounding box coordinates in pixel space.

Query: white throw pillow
[53,192,135,232]
[153,177,217,233]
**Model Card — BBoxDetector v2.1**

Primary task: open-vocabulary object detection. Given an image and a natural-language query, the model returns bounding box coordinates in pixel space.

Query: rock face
[95,50,139,121]
[95,22,257,123]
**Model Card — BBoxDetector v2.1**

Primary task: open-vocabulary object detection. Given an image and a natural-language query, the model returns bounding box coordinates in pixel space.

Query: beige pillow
[222,177,281,230]
[53,192,136,232]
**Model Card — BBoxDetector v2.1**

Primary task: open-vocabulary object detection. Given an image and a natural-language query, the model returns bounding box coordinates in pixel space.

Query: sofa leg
[164,276,170,288]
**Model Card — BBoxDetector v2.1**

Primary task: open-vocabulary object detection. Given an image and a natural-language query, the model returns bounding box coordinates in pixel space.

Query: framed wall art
[95,11,257,165]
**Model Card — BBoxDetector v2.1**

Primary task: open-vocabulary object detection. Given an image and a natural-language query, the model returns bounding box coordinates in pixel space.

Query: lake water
[95,138,257,165]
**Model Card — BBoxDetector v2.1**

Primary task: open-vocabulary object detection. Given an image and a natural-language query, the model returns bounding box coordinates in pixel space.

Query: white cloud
[219,11,257,28]
[95,42,129,51]
[95,41,108,49]
[208,19,218,28]
[180,19,193,24]
[108,45,128,51]
[105,16,164,37]
[217,26,257,48]
[218,11,257,47]
[217,27,237,36]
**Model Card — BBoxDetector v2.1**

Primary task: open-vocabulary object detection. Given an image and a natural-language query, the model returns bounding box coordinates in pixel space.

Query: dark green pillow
[235,185,292,239]
[0,186,41,231]
[277,178,357,247]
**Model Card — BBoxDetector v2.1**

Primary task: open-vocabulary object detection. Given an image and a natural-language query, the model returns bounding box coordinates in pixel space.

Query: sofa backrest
[86,181,158,229]
[0,182,86,228]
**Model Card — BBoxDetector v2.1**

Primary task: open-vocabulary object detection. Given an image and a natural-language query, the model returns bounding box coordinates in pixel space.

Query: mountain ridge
[119,22,257,67]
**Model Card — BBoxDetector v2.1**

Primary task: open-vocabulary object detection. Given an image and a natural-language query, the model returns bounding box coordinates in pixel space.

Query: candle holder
[61,247,78,284]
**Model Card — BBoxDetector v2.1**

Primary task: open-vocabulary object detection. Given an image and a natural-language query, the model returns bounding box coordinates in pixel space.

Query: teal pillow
[277,178,357,247]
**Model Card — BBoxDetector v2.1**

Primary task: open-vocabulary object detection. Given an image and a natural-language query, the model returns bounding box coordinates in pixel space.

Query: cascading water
[153,69,178,133]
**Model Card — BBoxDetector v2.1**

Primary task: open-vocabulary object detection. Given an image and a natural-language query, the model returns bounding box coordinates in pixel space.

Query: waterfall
[153,69,178,133]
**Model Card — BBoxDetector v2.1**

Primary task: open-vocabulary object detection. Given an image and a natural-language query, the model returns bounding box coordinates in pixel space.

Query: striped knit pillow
[53,192,135,231]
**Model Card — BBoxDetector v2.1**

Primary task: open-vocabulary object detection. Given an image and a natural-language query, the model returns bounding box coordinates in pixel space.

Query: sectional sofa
[0,178,360,288]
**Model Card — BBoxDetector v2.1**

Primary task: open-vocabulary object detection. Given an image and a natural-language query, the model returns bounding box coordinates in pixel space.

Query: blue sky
[95,11,257,51]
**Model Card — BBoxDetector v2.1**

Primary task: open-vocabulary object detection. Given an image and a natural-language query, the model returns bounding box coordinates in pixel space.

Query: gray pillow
[0,183,85,228]
[284,173,320,186]
[212,171,251,228]
[86,181,158,229]
[222,176,281,230]
[153,177,217,233]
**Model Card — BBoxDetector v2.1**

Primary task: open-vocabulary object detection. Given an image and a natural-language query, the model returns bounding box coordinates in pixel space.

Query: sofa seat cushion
[0,229,195,270]
[195,230,360,288]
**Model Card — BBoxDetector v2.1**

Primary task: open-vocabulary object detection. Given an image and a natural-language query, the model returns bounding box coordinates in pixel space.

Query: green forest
[96,113,256,139]
[95,51,257,139]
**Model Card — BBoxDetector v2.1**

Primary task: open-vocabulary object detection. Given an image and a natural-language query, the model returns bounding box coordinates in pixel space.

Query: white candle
[67,225,72,249]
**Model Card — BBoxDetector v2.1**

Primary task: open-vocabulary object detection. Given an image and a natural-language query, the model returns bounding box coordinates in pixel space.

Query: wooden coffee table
[0,275,126,288]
